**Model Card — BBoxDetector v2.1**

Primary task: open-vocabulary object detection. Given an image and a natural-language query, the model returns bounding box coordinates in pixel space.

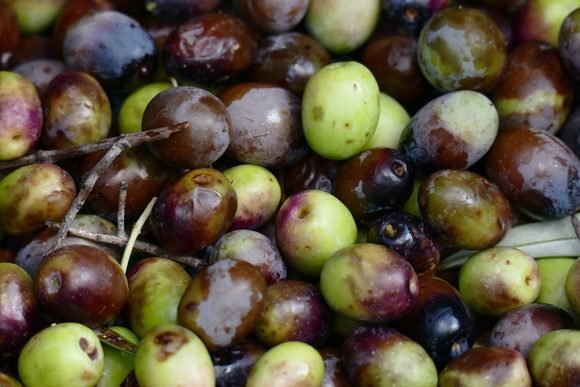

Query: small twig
[45,220,204,268]
[46,122,188,253]
[0,122,188,171]
[121,197,156,273]
[117,181,128,239]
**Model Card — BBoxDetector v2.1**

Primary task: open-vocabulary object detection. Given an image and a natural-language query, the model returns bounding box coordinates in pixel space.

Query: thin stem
[121,197,156,273]
[0,122,188,171]
[117,181,128,239]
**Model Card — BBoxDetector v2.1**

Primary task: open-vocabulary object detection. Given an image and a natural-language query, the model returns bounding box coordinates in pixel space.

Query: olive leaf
[94,327,137,355]
[439,212,580,270]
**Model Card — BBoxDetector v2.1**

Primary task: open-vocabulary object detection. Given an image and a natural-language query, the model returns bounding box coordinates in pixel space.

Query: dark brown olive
[493,42,573,134]
[79,146,176,221]
[246,32,331,95]
[0,3,20,69]
[485,126,580,220]
[219,82,307,167]
[162,12,257,84]
[362,33,430,106]
[178,259,267,351]
[211,339,265,387]
[282,153,339,196]
[142,86,231,169]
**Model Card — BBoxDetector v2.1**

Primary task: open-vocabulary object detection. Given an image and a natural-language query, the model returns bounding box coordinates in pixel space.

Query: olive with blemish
[211,339,265,387]
[219,82,307,168]
[134,324,215,387]
[400,90,499,172]
[382,0,452,35]
[320,243,418,323]
[333,148,415,224]
[489,303,575,358]
[342,325,438,387]
[253,280,331,347]
[178,259,267,351]
[162,12,256,85]
[419,169,512,250]
[149,168,237,255]
[12,59,66,96]
[246,32,331,95]
[367,211,440,278]
[18,323,104,387]
[417,7,507,93]
[493,42,573,134]
[42,71,111,149]
[0,163,76,236]
[127,257,191,338]
[439,346,532,387]
[34,244,129,328]
[528,329,580,387]
[485,126,580,220]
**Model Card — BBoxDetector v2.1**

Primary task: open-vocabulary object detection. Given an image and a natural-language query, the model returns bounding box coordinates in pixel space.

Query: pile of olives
[2,0,580,386]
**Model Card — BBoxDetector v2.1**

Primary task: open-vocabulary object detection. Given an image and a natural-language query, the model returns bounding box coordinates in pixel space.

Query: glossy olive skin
[150,168,237,254]
[362,33,431,106]
[417,7,507,93]
[127,257,191,338]
[63,11,157,91]
[333,148,415,224]
[79,146,176,221]
[42,71,111,149]
[178,259,267,351]
[493,42,573,134]
[142,86,231,169]
[211,339,265,387]
[439,347,532,387]
[485,126,580,220]
[419,169,512,249]
[34,245,128,328]
[396,277,475,370]
[282,153,339,195]
[219,82,307,167]
[489,303,575,358]
[342,325,438,387]
[367,211,440,278]
[163,12,256,84]
[0,263,37,354]
[235,0,309,33]
[254,280,330,347]
[560,8,580,81]
[246,32,331,95]
[468,0,525,13]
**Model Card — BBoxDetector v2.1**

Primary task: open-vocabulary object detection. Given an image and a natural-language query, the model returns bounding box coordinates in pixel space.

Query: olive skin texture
[162,12,256,85]
[419,169,512,250]
[334,148,415,224]
[142,86,231,170]
[417,7,507,93]
[493,42,573,134]
[149,168,237,255]
[485,126,580,220]
[528,329,580,387]
[400,90,499,171]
